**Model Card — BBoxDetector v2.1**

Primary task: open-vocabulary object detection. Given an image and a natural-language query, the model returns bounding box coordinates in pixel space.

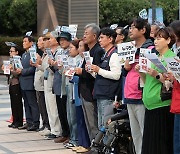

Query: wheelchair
[91,118,136,154]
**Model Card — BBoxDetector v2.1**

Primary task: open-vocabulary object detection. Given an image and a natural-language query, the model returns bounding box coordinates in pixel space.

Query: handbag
[160,82,173,101]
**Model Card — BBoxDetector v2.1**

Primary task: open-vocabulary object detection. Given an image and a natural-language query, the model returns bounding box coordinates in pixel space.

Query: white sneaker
[39,127,50,136]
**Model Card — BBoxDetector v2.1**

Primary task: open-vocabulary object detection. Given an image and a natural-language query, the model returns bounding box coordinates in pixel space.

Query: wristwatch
[156,74,160,80]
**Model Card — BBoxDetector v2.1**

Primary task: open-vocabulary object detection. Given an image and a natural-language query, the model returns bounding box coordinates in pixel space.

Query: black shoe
[37,126,45,132]
[8,123,14,128]
[27,125,39,131]
[18,123,28,130]
[45,133,57,140]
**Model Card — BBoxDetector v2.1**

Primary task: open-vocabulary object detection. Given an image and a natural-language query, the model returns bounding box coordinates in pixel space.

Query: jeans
[97,99,113,129]
[66,83,78,145]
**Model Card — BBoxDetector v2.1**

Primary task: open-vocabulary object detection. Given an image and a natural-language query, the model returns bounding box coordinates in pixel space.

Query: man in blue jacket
[16,35,40,131]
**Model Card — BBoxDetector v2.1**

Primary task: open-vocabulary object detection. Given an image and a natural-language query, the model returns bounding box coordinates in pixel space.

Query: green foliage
[156,0,178,24]
[0,37,23,55]
[0,0,37,36]
[99,0,179,27]
[99,0,151,27]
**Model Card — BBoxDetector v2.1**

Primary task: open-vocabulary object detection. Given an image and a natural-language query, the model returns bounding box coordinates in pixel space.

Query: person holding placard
[169,20,180,154]
[44,31,62,140]
[77,23,104,143]
[30,36,50,133]
[51,31,71,144]
[91,27,121,129]
[124,17,155,154]
[2,43,23,128]
[16,34,40,131]
[136,27,176,154]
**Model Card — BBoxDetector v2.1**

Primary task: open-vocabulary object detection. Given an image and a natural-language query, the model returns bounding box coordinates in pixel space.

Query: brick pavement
[0,75,75,154]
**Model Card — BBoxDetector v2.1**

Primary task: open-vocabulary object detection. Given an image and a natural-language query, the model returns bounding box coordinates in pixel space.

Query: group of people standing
[2,18,180,154]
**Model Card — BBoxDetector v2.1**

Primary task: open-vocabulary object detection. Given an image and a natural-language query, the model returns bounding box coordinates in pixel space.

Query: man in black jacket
[75,23,104,143]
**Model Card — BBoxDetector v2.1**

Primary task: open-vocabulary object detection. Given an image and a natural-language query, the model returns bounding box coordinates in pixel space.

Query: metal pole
[179,0,180,20]
[152,0,156,24]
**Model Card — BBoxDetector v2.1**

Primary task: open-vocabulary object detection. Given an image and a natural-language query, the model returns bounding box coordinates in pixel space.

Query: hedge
[0,36,38,55]
[0,36,24,55]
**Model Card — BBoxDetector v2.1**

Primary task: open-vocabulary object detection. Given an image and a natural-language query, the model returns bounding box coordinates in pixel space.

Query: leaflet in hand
[75,55,84,68]
[45,48,54,60]
[164,57,180,82]
[144,52,167,72]
[29,47,37,63]
[3,61,10,75]
[117,41,136,65]
[139,48,151,73]
[61,55,69,70]
[13,56,23,69]
[83,51,93,71]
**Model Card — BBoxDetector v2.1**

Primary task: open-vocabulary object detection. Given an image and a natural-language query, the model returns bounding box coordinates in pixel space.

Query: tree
[0,0,37,36]
[99,0,179,27]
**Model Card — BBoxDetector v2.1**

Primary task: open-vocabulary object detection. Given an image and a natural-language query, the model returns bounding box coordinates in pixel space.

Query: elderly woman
[136,27,176,154]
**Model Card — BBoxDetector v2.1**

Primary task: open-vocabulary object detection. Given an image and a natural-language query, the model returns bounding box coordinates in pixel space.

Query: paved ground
[0,75,75,154]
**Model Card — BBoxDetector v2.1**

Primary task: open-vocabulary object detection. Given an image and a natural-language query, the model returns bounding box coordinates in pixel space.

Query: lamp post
[152,0,156,24]
[179,0,180,20]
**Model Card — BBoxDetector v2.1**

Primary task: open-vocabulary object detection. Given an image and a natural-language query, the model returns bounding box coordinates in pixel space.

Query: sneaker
[37,126,45,132]
[39,127,51,136]
[44,133,57,140]
[76,146,89,153]
[64,142,75,149]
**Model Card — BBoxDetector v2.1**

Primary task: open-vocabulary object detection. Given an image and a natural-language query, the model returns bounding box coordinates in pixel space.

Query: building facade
[37,0,99,37]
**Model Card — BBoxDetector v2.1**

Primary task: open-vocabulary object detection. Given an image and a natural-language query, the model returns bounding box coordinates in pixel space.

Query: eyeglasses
[129,25,136,31]
[117,33,122,35]
[9,50,16,53]
[43,38,50,41]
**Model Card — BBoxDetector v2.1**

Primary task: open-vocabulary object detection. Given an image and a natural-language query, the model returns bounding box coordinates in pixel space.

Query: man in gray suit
[16,35,40,131]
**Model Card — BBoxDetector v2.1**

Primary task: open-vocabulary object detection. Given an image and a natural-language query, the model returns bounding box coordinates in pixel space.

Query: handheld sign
[110,24,118,30]
[144,52,167,72]
[83,51,93,71]
[139,48,151,72]
[61,55,69,70]
[139,9,148,19]
[117,41,136,65]
[29,47,37,63]
[45,48,54,60]
[43,29,48,35]
[13,56,23,69]
[3,61,10,75]
[164,57,180,82]
[69,24,78,40]
[26,31,32,36]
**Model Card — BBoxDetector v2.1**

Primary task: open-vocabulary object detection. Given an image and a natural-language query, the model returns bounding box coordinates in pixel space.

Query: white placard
[61,55,69,70]
[29,47,37,63]
[75,55,84,68]
[117,41,136,65]
[13,56,23,69]
[45,48,54,60]
[56,55,62,66]
[144,52,167,72]
[69,24,78,40]
[3,61,10,75]
[139,9,148,19]
[83,51,93,71]
[164,57,180,82]
[139,48,151,72]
